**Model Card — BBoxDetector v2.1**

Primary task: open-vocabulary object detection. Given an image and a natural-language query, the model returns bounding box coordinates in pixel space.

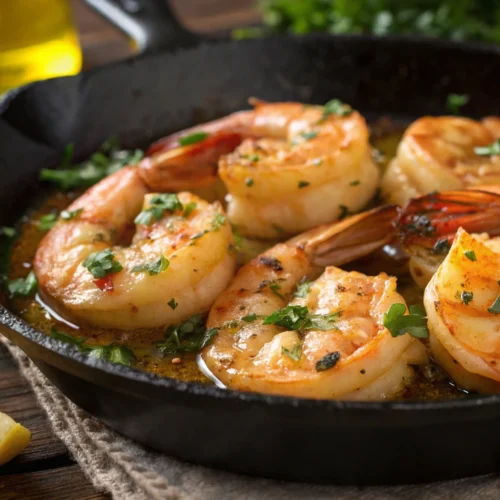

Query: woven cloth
[3,337,500,500]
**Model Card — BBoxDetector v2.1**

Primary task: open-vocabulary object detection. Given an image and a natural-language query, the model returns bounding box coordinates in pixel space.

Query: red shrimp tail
[398,190,500,249]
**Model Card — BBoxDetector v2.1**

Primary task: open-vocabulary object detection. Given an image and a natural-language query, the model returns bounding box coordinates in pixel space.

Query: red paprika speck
[94,276,114,292]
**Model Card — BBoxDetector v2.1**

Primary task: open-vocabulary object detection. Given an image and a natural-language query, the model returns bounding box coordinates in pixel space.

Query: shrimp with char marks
[200,205,427,400]
[34,167,235,330]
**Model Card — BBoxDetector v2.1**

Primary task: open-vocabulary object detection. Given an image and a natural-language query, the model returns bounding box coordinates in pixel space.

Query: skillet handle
[83,0,201,53]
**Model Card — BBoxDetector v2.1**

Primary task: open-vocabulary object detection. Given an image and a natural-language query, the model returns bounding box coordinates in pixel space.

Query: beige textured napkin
[3,337,500,500]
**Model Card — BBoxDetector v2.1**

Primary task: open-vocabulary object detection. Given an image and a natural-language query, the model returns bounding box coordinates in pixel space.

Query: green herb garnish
[349,180,361,186]
[294,280,311,298]
[134,194,183,226]
[132,255,169,276]
[298,180,310,189]
[433,239,451,254]
[7,271,37,298]
[40,140,143,190]
[178,131,209,147]
[282,344,302,361]
[82,249,123,278]
[263,305,341,331]
[168,298,178,310]
[461,291,473,305]
[37,213,58,231]
[245,177,254,187]
[474,139,500,156]
[446,93,469,115]
[315,351,340,372]
[320,99,353,120]
[383,303,429,338]
[60,208,83,221]
[1,227,15,238]
[338,205,351,220]
[155,314,218,355]
[464,250,476,261]
[183,202,197,218]
[242,313,258,322]
[191,230,209,240]
[211,212,226,231]
[293,130,318,144]
[269,282,284,299]
[488,296,500,314]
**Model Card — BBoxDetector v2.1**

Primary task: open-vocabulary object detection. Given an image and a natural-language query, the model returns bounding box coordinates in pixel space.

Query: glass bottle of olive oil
[0,0,82,94]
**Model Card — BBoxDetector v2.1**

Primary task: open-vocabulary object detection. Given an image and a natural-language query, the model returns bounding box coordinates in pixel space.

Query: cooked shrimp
[200,205,428,400]
[34,167,235,329]
[140,100,380,239]
[425,228,500,393]
[398,190,500,288]
[382,116,500,206]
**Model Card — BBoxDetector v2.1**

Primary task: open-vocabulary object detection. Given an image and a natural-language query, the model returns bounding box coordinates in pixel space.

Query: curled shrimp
[382,116,500,206]
[398,189,500,287]
[34,167,235,329]
[200,206,427,400]
[140,100,380,239]
[425,228,500,393]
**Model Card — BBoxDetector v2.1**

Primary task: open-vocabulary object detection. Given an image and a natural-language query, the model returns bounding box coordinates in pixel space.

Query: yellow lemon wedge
[0,412,31,466]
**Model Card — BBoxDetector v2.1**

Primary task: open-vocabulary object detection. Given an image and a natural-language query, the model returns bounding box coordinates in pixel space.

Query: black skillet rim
[2,32,500,414]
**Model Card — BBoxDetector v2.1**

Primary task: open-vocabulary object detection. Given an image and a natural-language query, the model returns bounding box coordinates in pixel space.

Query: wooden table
[0,1,257,498]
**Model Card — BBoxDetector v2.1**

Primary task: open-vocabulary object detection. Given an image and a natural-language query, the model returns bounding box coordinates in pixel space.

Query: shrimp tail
[289,205,399,267]
[398,190,500,249]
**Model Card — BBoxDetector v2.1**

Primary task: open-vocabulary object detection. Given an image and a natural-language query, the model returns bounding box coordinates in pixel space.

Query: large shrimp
[398,190,500,392]
[34,167,235,329]
[140,100,380,239]
[200,206,427,400]
[382,116,500,206]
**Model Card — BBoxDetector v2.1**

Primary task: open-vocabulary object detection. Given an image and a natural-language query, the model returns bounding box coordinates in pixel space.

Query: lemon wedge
[0,412,31,466]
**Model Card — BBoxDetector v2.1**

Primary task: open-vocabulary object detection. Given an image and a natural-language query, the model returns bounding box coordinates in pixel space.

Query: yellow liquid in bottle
[0,0,82,94]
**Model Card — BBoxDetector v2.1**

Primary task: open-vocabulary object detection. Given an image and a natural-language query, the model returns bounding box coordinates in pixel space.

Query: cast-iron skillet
[1,0,500,485]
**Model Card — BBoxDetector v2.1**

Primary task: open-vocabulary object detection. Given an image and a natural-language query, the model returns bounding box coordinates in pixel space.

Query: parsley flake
[294,280,311,298]
[178,131,209,147]
[320,99,353,120]
[242,313,258,322]
[7,271,37,298]
[298,180,310,189]
[135,194,183,226]
[293,130,318,144]
[488,296,500,314]
[183,202,197,218]
[37,213,58,231]
[461,291,473,305]
[263,305,341,331]
[315,351,340,371]
[168,298,178,310]
[132,255,169,276]
[446,93,469,116]
[433,239,451,254]
[474,139,500,156]
[211,212,227,231]
[338,205,351,220]
[60,208,83,221]
[383,303,429,339]
[1,227,15,238]
[245,177,254,187]
[82,249,123,278]
[464,250,477,261]
[282,344,302,361]
[349,180,361,186]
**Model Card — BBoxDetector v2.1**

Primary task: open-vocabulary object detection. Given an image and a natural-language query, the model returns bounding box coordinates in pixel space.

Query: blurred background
[1,0,499,95]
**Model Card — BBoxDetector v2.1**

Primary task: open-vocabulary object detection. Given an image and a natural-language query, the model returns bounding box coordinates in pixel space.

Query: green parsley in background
[234,0,500,43]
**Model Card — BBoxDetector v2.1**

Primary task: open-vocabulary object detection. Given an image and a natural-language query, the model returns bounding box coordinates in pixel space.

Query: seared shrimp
[200,206,427,400]
[382,116,500,206]
[141,100,380,239]
[425,228,500,393]
[34,167,235,329]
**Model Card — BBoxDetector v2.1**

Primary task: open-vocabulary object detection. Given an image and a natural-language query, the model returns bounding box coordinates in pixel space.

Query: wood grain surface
[0,1,257,497]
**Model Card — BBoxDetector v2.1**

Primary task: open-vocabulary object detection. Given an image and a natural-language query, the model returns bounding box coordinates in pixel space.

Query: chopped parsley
[282,344,302,361]
[269,282,285,299]
[293,130,318,144]
[183,202,197,218]
[433,239,451,254]
[349,180,361,186]
[272,223,285,234]
[134,194,183,226]
[446,93,469,115]
[298,180,310,189]
[37,213,58,231]
[7,271,37,298]
[132,255,169,276]
[488,296,500,314]
[320,99,353,120]
[60,208,83,221]
[464,250,476,261]
[294,280,311,298]
[474,139,500,156]
[190,230,209,240]
[338,205,351,220]
[242,313,258,322]
[178,131,209,147]
[263,305,341,331]
[461,291,473,305]
[168,298,178,310]
[50,329,135,366]
[315,351,340,371]
[383,303,429,338]
[1,227,15,238]
[155,314,218,356]
[243,154,260,162]
[40,139,144,190]
[211,212,226,231]
[245,177,254,187]
[403,214,435,236]
[82,249,123,278]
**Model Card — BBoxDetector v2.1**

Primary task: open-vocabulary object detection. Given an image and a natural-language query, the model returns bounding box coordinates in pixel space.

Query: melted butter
[4,127,466,399]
